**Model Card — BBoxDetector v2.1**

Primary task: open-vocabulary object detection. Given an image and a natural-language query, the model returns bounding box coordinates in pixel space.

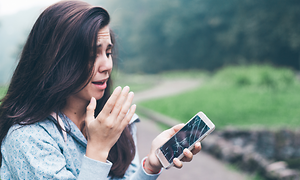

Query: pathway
[133,78,250,180]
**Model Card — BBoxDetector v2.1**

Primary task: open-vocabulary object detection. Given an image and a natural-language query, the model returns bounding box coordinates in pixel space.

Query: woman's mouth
[92,80,107,90]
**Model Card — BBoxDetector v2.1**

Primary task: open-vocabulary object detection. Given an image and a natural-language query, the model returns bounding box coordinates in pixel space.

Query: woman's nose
[98,54,113,73]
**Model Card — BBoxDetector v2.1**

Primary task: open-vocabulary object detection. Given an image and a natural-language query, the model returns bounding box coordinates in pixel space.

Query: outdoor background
[0,0,300,179]
[0,0,300,83]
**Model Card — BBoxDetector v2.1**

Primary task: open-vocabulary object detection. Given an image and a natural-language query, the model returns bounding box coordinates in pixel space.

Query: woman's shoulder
[3,117,59,145]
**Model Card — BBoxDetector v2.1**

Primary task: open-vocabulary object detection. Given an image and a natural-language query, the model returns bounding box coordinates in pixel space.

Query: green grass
[159,69,209,79]
[112,69,209,93]
[140,65,300,129]
[112,71,158,92]
[227,164,266,180]
[0,86,7,99]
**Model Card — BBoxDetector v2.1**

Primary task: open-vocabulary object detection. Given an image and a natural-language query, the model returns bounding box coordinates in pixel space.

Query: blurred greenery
[94,0,300,73]
[112,71,157,92]
[0,0,300,84]
[139,65,300,129]
[0,86,7,100]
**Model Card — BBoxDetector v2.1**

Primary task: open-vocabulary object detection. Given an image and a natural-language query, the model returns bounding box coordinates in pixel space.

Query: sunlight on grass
[140,65,300,129]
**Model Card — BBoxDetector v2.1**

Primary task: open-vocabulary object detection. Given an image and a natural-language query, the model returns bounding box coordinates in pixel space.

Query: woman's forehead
[97,26,111,45]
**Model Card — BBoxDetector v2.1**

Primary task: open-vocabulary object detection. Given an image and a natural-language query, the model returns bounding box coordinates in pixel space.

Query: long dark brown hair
[0,0,135,178]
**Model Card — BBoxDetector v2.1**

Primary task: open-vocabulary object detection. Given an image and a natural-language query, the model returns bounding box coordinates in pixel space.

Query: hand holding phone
[155,111,215,169]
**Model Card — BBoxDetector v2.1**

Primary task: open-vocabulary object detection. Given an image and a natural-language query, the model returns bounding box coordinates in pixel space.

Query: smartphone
[155,111,215,169]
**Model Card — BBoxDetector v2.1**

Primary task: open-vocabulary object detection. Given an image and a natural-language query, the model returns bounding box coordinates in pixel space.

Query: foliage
[139,65,300,129]
[212,65,298,90]
[0,86,7,100]
[1,0,300,84]
[94,0,300,73]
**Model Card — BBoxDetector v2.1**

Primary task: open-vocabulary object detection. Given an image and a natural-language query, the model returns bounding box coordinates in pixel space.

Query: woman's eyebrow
[97,43,114,49]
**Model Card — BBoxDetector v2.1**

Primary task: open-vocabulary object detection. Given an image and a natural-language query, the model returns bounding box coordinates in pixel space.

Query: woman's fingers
[173,149,195,169]
[101,86,135,124]
[164,123,185,138]
[121,103,137,126]
[118,91,134,122]
[110,86,130,118]
[85,97,97,125]
[95,86,136,129]
[191,142,202,155]
[173,149,193,168]
[84,86,136,158]
[173,158,183,169]
[176,142,202,166]
[101,86,122,117]
[181,149,194,162]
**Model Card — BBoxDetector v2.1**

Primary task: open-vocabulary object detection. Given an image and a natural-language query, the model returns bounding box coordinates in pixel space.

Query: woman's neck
[62,96,89,130]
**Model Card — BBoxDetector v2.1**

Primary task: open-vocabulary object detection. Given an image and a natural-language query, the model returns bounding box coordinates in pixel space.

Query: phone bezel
[155,111,215,169]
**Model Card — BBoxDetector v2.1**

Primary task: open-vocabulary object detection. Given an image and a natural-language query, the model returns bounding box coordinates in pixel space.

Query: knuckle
[85,117,92,123]
[86,106,94,111]
[114,103,122,110]
[119,110,127,117]
[106,122,114,129]
[106,101,114,108]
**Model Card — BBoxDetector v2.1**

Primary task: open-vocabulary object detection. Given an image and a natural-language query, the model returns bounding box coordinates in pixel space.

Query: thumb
[167,123,185,137]
[86,97,96,124]
[172,123,185,132]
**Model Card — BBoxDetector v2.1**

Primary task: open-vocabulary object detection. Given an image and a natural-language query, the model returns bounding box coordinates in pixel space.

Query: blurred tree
[95,0,300,73]
[229,0,300,69]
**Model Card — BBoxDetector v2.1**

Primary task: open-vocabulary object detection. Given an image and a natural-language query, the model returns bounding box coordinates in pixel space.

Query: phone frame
[155,111,215,169]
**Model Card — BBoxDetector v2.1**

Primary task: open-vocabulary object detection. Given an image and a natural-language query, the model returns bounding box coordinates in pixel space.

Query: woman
[0,1,201,179]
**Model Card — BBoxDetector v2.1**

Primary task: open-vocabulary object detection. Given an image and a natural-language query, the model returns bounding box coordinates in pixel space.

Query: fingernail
[183,149,188,154]
[196,142,201,148]
[174,158,179,163]
[90,97,95,103]
[129,91,134,96]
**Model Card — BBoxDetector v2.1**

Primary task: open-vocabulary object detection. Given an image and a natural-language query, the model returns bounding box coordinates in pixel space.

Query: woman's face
[71,26,113,102]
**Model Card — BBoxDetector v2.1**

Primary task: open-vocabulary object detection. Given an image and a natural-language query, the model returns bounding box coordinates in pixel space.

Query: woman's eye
[106,53,112,57]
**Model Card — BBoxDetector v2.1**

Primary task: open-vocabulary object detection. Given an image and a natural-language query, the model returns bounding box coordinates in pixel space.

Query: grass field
[140,65,300,129]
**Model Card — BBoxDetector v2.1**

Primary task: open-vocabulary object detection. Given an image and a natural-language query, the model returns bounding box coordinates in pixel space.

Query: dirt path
[134,78,250,180]
[133,78,202,103]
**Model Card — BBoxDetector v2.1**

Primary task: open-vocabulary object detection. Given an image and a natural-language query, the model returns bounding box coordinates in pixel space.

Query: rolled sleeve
[78,155,112,180]
[130,157,162,180]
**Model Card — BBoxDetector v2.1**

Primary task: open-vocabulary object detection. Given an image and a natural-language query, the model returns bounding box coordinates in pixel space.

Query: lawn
[139,65,300,129]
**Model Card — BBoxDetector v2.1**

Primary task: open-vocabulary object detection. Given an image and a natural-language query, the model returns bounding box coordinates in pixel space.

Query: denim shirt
[0,113,161,180]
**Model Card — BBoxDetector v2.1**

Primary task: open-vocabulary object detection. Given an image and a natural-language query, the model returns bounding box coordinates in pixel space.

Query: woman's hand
[85,86,136,162]
[144,124,202,173]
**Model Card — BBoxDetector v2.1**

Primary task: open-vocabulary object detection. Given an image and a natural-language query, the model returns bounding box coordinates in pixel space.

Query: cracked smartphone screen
[160,115,210,163]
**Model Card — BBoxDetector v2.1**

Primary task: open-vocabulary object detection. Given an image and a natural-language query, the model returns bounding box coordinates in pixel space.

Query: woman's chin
[93,91,105,100]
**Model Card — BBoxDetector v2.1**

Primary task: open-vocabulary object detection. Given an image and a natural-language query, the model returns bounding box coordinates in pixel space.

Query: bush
[212,65,299,90]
